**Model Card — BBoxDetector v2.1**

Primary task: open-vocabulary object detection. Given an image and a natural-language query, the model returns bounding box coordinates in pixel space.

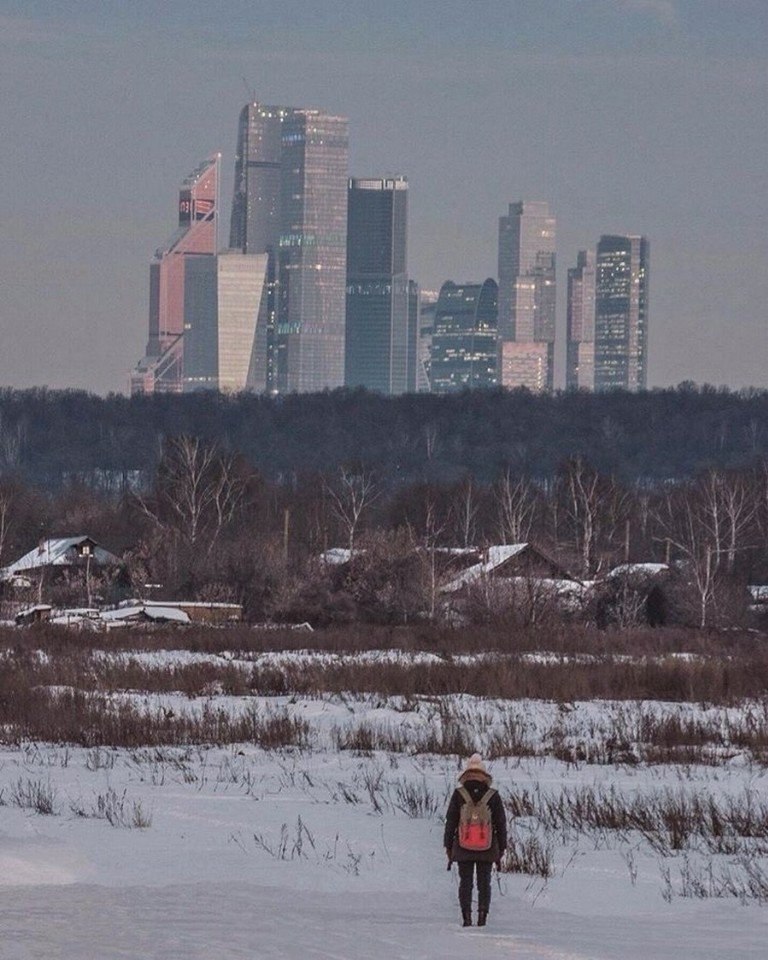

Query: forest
[0,384,766,491]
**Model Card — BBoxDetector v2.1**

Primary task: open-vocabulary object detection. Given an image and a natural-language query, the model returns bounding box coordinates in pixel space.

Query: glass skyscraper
[430,280,498,394]
[131,155,220,395]
[566,250,597,390]
[594,235,650,391]
[345,177,409,394]
[229,103,349,393]
[183,251,269,393]
[497,201,556,392]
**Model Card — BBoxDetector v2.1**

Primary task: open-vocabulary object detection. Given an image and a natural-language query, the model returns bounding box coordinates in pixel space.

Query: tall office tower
[566,250,597,390]
[131,156,219,394]
[229,103,293,392]
[406,280,420,393]
[276,109,349,393]
[430,280,498,394]
[594,235,650,391]
[497,201,556,392]
[345,177,409,394]
[183,251,268,393]
[417,289,438,392]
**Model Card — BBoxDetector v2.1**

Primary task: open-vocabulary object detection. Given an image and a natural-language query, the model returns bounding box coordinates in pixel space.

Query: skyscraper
[183,251,268,393]
[430,280,498,394]
[417,289,438,393]
[497,201,556,392]
[229,103,293,392]
[229,102,349,393]
[345,177,409,394]
[406,279,420,393]
[276,109,349,393]
[594,235,650,391]
[566,250,597,390]
[131,156,219,394]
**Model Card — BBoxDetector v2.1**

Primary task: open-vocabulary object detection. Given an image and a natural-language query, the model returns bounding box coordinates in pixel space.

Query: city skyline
[2,2,765,393]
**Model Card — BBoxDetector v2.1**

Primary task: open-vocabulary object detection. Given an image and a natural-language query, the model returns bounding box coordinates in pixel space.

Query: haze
[1,0,766,393]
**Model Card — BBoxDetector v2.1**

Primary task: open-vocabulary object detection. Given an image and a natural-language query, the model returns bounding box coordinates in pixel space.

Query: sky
[1,0,766,394]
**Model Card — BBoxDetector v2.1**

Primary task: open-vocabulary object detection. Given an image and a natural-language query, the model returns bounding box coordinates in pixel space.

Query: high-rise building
[183,251,268,393]
[417,289,438,393]
[430,280,498,394]
[566,250,597,390]
[594,235,650,391]
[229,104,294,392]
[229,102,349,393]
[131,156,220,394]
[276,109,349,393]
[406,280,420,393]
[345,177,409,394]
[497,201,556,391]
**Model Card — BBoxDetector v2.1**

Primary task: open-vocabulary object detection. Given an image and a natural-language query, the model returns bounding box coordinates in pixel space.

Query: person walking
[443,753,507,927]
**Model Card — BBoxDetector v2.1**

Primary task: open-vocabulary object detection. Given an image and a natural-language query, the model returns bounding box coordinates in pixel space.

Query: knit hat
[459,753,492,784]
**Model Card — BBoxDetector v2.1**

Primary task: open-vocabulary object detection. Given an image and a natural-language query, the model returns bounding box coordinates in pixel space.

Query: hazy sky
[1,0,766,393]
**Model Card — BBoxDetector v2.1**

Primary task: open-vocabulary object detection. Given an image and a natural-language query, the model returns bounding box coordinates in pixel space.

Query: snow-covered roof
[101,605,191,624]
[607,563,670,580]
[319,548,354,565]
[117,599,241,611]
[1,537,120,577]
[441,544,530,594]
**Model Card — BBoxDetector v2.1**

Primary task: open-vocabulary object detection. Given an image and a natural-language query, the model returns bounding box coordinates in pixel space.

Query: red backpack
[457,786,496,852]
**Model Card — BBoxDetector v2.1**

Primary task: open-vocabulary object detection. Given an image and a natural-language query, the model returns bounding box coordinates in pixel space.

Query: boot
[477,910,488,927]
[462,910,472,927]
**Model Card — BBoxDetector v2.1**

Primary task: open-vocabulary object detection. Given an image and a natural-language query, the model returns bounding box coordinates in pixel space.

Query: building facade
[594,235,650,391]
[497,201,556,391]
[183,251,268,393]
[430,280,498,394]
[131,156,220,394]
[345,177,409,394]
[276,109,349,393]
[566,249,597,390]
[229,104,294,392]
[417,289,438,393]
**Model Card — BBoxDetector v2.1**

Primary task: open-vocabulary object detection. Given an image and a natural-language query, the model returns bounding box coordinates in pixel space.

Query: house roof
[101,605,191,624]
[1,537,120,578]
[441,544,531,594]
[607,563,670,580]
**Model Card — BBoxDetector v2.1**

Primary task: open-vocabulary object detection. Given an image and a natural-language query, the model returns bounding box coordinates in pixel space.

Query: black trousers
[458,860,492,914]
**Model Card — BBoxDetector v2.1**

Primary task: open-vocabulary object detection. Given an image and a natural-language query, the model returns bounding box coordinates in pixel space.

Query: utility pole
[283,508,290,565]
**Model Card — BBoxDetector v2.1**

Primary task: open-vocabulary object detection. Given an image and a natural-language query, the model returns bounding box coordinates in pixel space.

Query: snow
[607,563,670,579]
[2,668,768,956]
[100,605,191,624]
[1,733,766,958]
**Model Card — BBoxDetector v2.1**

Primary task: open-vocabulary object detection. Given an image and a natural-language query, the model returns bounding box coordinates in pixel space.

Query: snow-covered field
[2,645,768,958]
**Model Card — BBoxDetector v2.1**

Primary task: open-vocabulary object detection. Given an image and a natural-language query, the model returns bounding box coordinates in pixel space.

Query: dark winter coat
[443,777,508,863]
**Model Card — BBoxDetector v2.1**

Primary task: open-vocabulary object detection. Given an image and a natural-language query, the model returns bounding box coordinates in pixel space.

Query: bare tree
[560,457,602,577]
[0,488,13,567]
[654,484,720,629]
[495,472,537,545]
[449,477,479,549]
[135,436,245,551]
[325,468,378,554]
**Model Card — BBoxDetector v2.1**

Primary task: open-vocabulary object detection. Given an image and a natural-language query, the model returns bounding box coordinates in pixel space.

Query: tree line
[0,384,766,490]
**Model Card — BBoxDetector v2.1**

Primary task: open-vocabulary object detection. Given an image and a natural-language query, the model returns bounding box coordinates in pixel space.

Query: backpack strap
[457,786,474,806]
[475,787,496,809]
